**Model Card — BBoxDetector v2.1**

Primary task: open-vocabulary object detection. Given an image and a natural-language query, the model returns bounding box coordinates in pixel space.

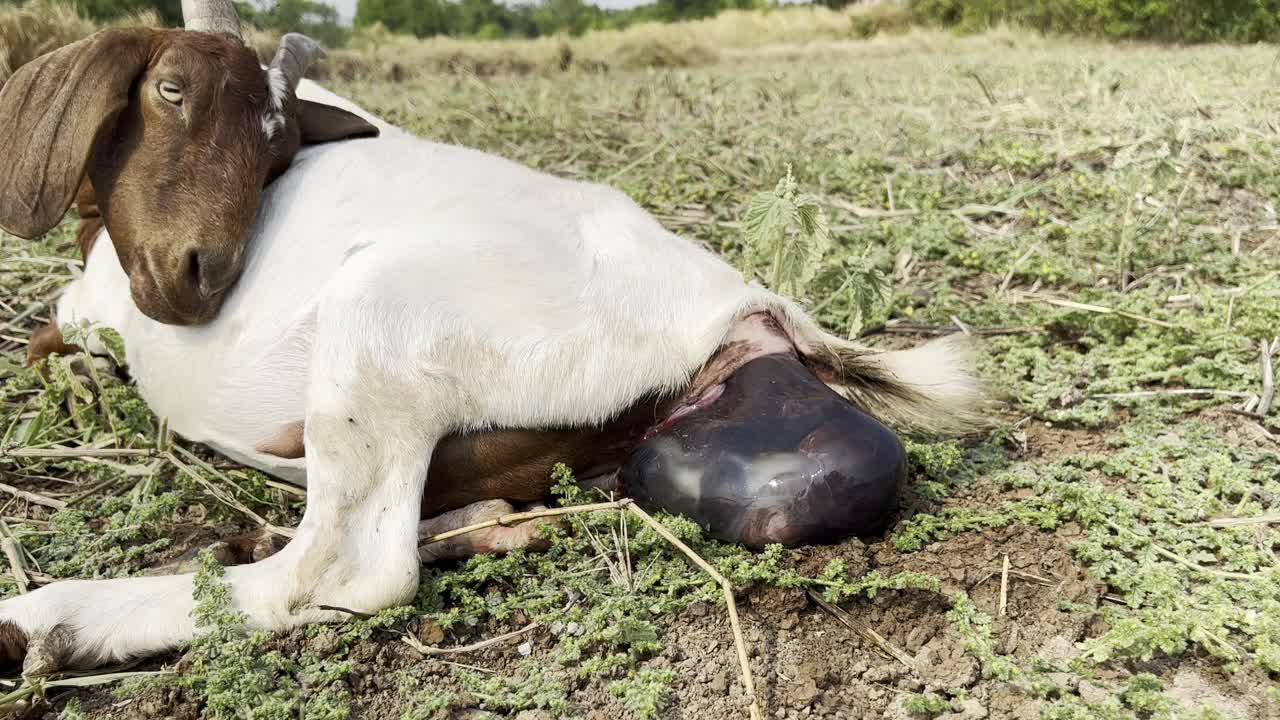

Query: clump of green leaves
[41,495,179,579]
[609,667,675,719]
[903,692,952,718]
[742,165,832,297]
[178,551,313,720]
[742,166,891,335]
[460,664,569,714]
[894,412,1280,683]
[57,699,88,720]
[836,249,893,337]
[396,673,455,720]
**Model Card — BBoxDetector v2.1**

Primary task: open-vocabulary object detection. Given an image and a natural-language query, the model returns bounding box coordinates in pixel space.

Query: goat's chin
[130,284,221,327]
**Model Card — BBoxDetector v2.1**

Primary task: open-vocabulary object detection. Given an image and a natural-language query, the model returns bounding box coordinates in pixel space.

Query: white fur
[261,67,288,140]
[3,78,980,669]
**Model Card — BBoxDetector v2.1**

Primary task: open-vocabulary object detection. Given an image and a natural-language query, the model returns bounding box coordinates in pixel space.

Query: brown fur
[422,421,646,517]
[0,621,27,668]
[74,178,104,261]
[0,28,378,325]
[25,323,82,367]
[258,394,673,518]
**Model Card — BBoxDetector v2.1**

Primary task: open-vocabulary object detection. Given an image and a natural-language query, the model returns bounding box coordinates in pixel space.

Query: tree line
[50,0,349,45]
[55,0,866,43]
[351,0,792,40]
[911,0,1280,43]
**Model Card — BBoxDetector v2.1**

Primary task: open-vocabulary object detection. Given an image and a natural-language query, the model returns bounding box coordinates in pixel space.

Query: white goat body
[61,79,756,481]
[4,80,982,670]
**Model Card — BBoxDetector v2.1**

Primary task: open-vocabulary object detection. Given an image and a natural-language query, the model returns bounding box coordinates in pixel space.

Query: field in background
[1,1,916,82]
[2,18,1280,720]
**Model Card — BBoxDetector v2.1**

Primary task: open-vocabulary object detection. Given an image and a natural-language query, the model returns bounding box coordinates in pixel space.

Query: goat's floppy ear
[296,99,380,146]
[0,29,154,240]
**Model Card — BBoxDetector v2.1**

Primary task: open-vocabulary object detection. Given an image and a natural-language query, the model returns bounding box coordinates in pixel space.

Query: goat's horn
[182,0,242,38]
[270,34,324,91]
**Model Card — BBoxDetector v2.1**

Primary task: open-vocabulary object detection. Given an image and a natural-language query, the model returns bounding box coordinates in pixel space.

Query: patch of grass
[397,677,454,720]
[0,0,162,85]
[180,551,309,719]
[2,1,943,83]
[0,0,94,84]
[460,663,569,714]
[57,698,87,720]
[609,667,676,719]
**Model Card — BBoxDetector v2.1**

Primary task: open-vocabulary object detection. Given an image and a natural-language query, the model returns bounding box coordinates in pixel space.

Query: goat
[0,0,987,676]
[0,1,378,326]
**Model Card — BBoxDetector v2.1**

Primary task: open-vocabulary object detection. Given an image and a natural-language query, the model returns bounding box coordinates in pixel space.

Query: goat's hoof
[0,621,73,679]
[0,621,27,674]
[22,625,73,678]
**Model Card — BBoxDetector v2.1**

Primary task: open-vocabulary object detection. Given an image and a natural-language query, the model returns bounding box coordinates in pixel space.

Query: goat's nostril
[176,248,237,305]
[184,250,203,295]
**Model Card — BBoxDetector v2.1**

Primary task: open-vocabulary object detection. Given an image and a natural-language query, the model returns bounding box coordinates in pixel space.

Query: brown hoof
[0,621,27,675]
[0,621,73,679]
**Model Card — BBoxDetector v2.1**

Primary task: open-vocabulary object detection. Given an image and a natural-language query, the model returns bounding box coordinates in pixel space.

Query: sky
[321,0,651,23]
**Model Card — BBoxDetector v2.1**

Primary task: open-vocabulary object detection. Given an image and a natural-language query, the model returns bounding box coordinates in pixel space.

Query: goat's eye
[157,80,184,105]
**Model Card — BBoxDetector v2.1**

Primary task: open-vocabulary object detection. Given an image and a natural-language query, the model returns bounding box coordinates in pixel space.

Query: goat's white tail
[746,292,990,435]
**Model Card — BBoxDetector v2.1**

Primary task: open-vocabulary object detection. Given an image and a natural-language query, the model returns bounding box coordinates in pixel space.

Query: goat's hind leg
[418,500,561,562]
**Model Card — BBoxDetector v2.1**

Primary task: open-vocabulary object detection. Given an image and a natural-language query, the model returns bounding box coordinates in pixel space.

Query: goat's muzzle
[131,245,242,325]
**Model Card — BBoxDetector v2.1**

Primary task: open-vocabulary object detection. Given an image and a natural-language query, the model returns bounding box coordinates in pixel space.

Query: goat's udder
[256,420,305,459]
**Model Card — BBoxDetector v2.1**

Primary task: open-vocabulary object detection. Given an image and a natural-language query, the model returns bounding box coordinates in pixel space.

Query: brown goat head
[0,29,379,325]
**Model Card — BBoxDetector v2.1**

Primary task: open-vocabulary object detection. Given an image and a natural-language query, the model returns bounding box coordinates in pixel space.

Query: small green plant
[742,166,891,335]
[460,664,570,714]
[742,165,832,298]
[609,666,675,719]
[178,551,313,720]
[398,676,455,720]
[57,698,88,720]
[903,692,952,717]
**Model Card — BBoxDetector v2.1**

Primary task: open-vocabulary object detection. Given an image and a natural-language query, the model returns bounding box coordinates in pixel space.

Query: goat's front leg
[0,290,446,673]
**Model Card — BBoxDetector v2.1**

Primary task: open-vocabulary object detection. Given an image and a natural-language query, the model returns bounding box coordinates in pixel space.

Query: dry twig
[402,622,541,656]
[998,555,1010,617]
[0,521,28,594]
[0,447,154,459]
[1014,293,1177,329]
[998,242,1041,293]
[165,452,294,540]
[1088,389,1251,400]
[0,483,64,511]
[1206,513,1280,528]
[807,590,915,670]
[1257,338,1276,417]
